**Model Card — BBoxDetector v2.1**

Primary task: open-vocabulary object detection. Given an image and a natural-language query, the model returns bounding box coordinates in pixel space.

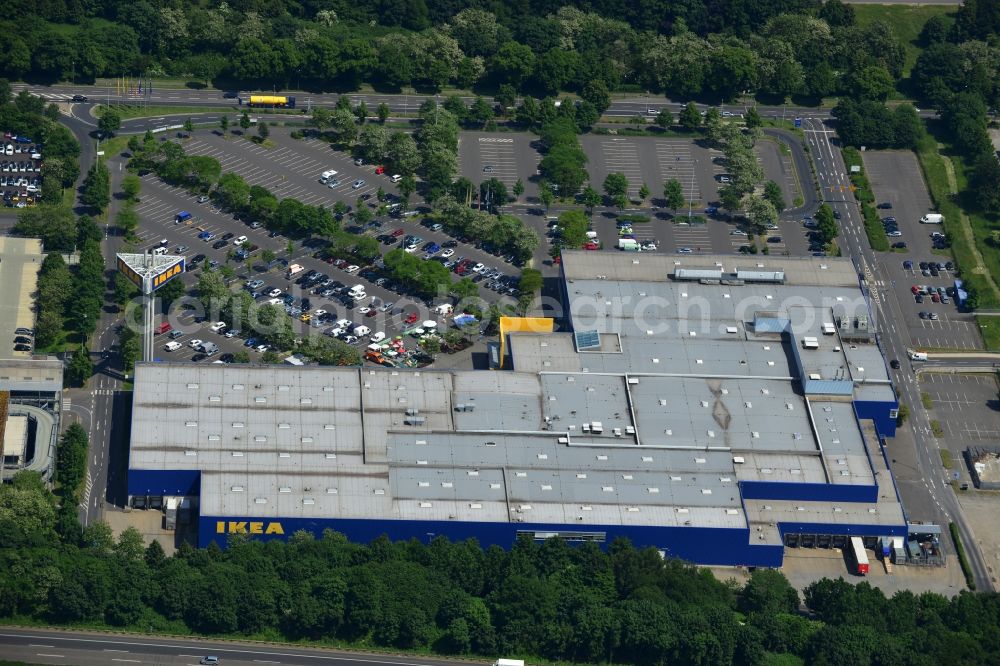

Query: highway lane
[801,117,993,591]
[15,82,836,122]
[0,629,476,666]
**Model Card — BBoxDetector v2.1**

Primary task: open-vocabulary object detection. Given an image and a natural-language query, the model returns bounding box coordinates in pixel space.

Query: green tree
[849,65,895,102]
[745,106,762,129]
[81,162,111,212]
[763,181,785,213]
[333,108,358,144]
[655,108,674,129]
[355,100,368,123]
[557,209,589,248]
[257,121,269,141]
[239,111,251,133]
[972,152,1000,213]
[310,107,333,132]
[183,117,194,134]
[603,172,628,201]
[816,203,839,243]
[66,347,93,388]
[580,80,612,115]
[219,115,229,135]
[14,206,78,251]
[56,423,89,500]
[663,178,684,212]
[113,272,139,309]
[680,102,702,131]
[121,174,141,202]
[743,195,778,232]
[538,185,554,211]
[638,183,651,205]
[98,108,121,137]
[581,186,602,214]
[377,102,390,124]
[116,208,139,240]
[512,178,524,201]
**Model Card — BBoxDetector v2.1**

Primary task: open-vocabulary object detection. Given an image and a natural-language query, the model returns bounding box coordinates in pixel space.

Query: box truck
[849,536,870,575]
[919,213,943,224]
[618,238,640,251]
[286,263,305,278]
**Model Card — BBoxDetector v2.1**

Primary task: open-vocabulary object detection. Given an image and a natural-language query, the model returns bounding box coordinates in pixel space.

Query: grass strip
[949,521,977,590]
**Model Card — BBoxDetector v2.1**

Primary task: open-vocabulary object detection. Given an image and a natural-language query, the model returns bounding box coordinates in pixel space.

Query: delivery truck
[919,213,944,224]
[849,536,870,575]
[286,263,305,278]
[618,238,640,251]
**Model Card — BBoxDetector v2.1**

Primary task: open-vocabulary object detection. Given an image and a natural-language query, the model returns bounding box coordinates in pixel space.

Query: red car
[583,242,599,250]
[910,285,920,295]
[391,228,405,237]
[333,259,348,268]
[404,312,419,324]
[375,166,386,175]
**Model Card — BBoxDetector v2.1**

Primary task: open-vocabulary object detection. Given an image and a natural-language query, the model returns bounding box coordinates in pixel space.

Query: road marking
[35,655,65,659]
[111,659,141,663]
[29,644,54,648]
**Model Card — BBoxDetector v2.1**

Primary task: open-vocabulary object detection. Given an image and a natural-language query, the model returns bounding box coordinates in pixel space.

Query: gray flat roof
[560,251,860,287]
[131,251,902,532]
[0,358,63,393]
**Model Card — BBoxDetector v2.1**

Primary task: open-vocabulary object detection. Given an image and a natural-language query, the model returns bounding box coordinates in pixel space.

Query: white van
[919,213,943,224]
[910,351,928,361]
[352,324,371,337]
[348,284,366,297]
[320,169,338,182]
[153,246,168,255]
[370,331,386,343]
[164,341,182,351]
[390,174,402,183]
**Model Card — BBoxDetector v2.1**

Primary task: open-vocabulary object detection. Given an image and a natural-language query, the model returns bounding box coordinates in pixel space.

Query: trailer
[850,536,869,575]
[248,95,296,108]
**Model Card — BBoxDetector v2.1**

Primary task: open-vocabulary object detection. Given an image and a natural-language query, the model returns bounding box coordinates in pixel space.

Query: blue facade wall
[780,520,907,539]
[200,515,785,568]
[854,399,898,438]
[740,480,878,503]
[128,468,200,497]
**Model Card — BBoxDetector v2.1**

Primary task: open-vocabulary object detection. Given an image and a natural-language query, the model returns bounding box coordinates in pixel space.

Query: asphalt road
[801,117,993,591]
[15,82,842,124]
[0,628,474,666]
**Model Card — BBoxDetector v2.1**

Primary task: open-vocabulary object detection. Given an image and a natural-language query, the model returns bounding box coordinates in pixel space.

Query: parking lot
[131,163,525,364]
[864,150,982,350]
[920,373,1000,447]
[457,132,542,200]
[182,130,393,205]
[1,134,44,209]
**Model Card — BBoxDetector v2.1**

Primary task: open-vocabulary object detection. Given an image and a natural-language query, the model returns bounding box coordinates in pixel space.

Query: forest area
[3,470,1000,666]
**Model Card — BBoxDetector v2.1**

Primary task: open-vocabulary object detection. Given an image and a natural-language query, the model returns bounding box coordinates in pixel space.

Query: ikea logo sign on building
[216,521,285,535]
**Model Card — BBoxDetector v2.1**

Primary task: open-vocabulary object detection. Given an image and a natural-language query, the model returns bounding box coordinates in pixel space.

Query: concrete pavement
[801,117,993,591]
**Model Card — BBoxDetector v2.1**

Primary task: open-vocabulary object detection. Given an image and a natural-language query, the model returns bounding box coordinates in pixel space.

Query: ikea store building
[128,252,908,567]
